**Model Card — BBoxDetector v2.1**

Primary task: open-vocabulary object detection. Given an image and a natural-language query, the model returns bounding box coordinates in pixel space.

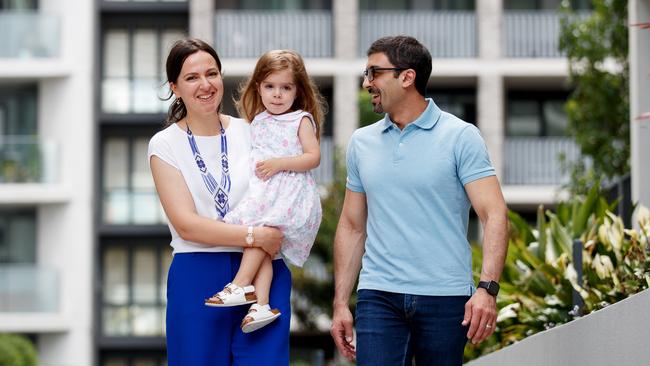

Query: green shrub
[0,334,38,366]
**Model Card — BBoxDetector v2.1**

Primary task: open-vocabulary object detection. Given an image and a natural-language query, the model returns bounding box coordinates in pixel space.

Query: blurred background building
[0,0,600,365]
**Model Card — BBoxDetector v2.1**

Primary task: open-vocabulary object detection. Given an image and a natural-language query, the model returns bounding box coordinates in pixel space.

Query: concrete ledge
[0,313,69,333]
[0,60,70,79]
[0,184,71,205]
[466,289,650,366]
[502,185,568,209]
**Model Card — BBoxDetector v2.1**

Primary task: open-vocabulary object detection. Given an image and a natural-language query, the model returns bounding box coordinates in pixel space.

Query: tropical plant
[464,185,650,361]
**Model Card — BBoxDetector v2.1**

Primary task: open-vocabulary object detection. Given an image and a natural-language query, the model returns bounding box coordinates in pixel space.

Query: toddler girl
[204,50,325,333]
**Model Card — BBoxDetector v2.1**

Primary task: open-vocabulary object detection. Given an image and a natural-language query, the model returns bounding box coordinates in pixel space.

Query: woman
[148,38,289,365]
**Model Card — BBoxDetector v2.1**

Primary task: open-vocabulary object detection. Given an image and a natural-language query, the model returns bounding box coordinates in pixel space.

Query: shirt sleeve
[148,132,179,170]
[345,133,365,193]
[455,125,496,186]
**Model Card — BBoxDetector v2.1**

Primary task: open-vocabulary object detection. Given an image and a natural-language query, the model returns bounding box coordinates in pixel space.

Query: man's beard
[368,87,384,114]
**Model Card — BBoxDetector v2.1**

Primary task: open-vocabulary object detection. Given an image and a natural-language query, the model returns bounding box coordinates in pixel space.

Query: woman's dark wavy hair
[162,38,223,127]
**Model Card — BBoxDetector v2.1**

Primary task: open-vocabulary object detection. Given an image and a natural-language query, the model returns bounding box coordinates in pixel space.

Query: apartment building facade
[0,0,95,365]
[0,0,594,364]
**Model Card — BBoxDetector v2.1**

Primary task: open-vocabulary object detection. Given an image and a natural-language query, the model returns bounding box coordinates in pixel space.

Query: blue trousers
[355,289,470,366]
[166,252,291,366]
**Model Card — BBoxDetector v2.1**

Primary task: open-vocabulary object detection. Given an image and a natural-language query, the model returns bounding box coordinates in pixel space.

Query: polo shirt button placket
[394,140,404,163]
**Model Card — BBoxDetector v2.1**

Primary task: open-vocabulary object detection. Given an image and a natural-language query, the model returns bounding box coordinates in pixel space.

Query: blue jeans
[355,289,470,366]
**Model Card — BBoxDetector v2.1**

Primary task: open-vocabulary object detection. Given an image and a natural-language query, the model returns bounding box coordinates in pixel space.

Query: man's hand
[330,304,356,361]
[462,289,497,344]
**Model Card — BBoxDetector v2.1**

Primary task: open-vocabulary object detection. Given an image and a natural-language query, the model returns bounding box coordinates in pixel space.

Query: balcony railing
[504,11,589,58]
[102,78,172,114]
[0,11,60,58]
[0,264,59,313]
[0,136,57,184]
[504,137,581,185]
[215,11,333,58]
[103,189,167,225]
[359,11,477,58]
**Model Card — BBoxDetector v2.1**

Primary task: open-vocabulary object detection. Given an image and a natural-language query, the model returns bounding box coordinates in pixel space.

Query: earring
[175,98,182,105]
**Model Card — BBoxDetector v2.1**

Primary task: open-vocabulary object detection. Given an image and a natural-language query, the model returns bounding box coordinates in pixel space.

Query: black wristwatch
[477,280,500,297]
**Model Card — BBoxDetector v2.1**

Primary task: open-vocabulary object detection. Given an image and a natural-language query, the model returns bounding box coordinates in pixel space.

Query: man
[330,35,509,365]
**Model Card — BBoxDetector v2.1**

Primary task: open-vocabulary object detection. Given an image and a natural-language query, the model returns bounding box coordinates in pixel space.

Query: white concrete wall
[630,0,650,212]
[190,0,215,44]
[466,289,650,366]
[36,0,95,365]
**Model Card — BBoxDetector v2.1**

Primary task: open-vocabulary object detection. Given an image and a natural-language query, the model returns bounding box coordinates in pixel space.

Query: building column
[190,0,215,44]
[333,0,359,150]
[630,0,650,211]
[478,74,505,180]
[477,0,505,179]
[477,0,502,60]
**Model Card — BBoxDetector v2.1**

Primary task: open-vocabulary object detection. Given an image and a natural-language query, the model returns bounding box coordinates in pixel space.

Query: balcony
[504,11,589,58]
[0,11,60,58]
[359,11,477,58]
[0,136,57,184]
[214,11,333,58]
[0,264,59,313]
[504,137,580,185]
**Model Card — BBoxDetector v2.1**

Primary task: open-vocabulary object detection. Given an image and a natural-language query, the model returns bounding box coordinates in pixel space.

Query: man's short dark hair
[367,35,432,96]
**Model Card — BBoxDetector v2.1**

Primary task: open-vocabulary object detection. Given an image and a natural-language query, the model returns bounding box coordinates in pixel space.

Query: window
[427,88,476,124]
[101,243,172,337]
[0,0,37,9]
[0,86,37,136]
[102,27,186,114]
[102,134,165,225]
[0,209,36,263]
[0,86,41,183]
[101,353,167,366]
[506,91,569,137]
[504,0,590,10]
[360,0,474,10]
[216,0,331,10]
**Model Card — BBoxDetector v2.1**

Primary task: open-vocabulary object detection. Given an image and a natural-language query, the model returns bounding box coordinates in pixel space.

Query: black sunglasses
[363,66,407,82]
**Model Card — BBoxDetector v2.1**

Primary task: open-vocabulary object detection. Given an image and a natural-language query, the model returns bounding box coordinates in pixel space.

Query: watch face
[479,281,499,296]
[487,281,499,296]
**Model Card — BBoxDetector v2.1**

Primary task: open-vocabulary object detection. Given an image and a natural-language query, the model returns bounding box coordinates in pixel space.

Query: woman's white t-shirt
[148,117,252,254]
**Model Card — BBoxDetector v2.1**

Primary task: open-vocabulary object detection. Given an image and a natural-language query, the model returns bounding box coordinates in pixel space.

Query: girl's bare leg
[252,255,273,305]
[231,247,267,288]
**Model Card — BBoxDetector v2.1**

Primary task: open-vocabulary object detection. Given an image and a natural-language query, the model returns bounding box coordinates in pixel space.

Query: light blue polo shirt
[346,98,495,296]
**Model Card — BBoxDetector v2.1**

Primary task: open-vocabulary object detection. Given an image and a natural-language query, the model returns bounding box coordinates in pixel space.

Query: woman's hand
[254,226,283,257]
[255,159,283,181]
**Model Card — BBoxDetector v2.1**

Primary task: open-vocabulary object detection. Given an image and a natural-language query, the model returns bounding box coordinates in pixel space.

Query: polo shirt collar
[380,98,442,132]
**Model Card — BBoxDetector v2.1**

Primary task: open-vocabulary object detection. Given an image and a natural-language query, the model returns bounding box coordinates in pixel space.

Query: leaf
[572,183,599,237]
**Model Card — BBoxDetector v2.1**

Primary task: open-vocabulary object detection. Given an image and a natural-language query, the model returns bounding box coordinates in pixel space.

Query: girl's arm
[256,116,321,180]
[150,155,283,256]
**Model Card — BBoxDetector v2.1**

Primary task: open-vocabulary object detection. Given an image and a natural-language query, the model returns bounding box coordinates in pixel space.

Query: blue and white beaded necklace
[185,117,231,219]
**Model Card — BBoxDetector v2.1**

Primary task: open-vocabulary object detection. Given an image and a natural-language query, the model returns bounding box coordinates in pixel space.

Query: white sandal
[204,283,257,307]
[241,303,281,333]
